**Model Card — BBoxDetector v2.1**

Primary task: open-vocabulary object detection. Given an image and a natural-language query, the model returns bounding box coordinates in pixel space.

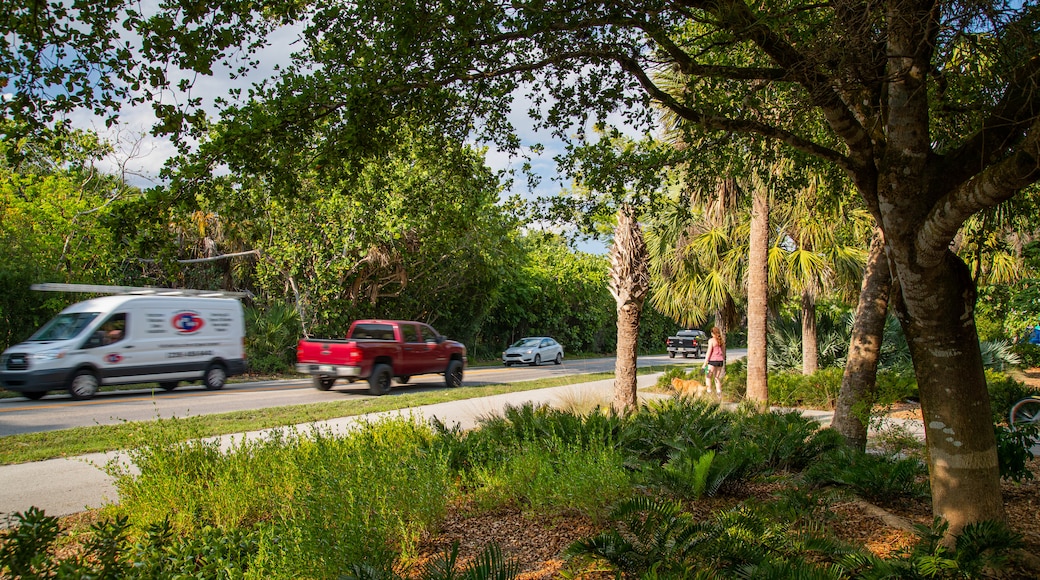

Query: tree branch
[917,119,1040,267]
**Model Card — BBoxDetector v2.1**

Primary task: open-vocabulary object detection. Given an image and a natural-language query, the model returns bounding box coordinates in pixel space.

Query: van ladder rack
[31,283,252,299]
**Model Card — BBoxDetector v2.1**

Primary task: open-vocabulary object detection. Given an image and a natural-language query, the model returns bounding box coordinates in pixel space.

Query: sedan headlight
[30,349,66,362]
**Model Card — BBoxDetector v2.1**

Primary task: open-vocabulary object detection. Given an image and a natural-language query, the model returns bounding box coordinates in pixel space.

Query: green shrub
[875,368,919,404]
[1011,342,1040,368]
[620,396,733,468]
[732,409,845,473]
[470,437,632,519]
[994,423,1038,483]
[986,370,1038,424]
[803,447,929,503]
[766,368,844,409]
[0,507,61,578]
[244,302,301,374]
[567,497,859,578]
[722,358,748,398]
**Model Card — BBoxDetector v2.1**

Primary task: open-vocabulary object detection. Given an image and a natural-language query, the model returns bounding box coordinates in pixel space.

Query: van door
[83,313,135,383]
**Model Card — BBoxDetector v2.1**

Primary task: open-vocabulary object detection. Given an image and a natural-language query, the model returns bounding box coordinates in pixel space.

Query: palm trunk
[801,291,818,375]
[745,183,769,404]
[609,205,650,413]
[832,228,891,450]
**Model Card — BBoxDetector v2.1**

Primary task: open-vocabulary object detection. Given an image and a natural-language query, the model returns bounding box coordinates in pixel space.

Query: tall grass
[106,416,453,578]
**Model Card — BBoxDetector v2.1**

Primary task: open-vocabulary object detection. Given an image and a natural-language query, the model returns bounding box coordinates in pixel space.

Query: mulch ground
[405,455,1040,579]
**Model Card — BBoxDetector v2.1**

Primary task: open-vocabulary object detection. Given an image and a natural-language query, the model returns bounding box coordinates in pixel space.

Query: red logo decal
[105,353,123,363]
[172,312,205,334]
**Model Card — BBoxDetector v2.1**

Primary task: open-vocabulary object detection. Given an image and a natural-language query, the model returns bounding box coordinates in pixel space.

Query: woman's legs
[709,365,723,395]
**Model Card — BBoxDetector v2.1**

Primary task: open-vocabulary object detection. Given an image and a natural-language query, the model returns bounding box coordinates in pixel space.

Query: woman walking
[703,327,726,398]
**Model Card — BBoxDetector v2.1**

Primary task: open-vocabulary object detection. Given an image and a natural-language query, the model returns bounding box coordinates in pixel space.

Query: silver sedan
[502,337,564,366]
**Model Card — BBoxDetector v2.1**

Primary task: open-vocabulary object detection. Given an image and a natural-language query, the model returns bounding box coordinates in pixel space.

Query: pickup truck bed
[666,329,707,359]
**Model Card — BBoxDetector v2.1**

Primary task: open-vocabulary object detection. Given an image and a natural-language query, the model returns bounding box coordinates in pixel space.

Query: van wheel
[159,381,178,391]
[69,370,99,400]
[395,376,410,385]
[204,364,227,390]
[314,376,336,391]
[369,364,392,395]
[445,360,463,388]
[24,391,47,400]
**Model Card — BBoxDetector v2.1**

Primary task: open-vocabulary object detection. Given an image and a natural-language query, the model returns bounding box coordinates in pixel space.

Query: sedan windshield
[511,338,542,348]
[29,312,99,341]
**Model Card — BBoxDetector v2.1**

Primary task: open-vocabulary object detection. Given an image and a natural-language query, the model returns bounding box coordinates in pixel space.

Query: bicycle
[1009,395,1040,428]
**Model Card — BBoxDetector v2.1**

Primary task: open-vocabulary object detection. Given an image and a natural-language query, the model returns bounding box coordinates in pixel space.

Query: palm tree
[776,181,870,375]
[610,204,650,413]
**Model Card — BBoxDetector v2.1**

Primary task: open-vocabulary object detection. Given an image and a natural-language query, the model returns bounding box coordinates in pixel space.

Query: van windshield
[29,312,100,341]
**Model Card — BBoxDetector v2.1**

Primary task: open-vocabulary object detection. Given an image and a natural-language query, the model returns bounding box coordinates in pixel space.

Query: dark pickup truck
[666,329,707,358]
[295,320,466,395]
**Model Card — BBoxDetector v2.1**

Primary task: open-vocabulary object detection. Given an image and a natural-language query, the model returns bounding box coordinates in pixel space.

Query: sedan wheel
[530,354,541,367]
[554,352,563,365]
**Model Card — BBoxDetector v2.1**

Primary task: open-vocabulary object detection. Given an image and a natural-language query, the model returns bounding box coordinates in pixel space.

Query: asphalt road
[0,352,738,436]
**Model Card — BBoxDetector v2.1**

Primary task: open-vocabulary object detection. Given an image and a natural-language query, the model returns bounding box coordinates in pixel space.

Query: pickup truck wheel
[530,354,541,367]
[314,376,336,391]
[369,364,392,395]
[694,346,701,358]
[682,353,689,358]
[555,352,563,365]
[395,376,410,385]
[68,370,99,400]
[445,360,463,388]
[668,351,675,359]
[204,364,227,390]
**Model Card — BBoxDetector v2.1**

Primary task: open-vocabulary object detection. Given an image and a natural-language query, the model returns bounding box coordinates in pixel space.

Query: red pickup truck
[295,320,467,395]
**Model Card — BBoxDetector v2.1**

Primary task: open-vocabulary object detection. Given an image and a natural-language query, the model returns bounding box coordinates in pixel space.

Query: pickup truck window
[418,324,440,343]
[350,323,396,340]
[401,324,419,343]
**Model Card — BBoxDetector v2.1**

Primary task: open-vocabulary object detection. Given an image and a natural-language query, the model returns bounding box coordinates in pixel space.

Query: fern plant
[803,447,929,503]
[652,449,743,500]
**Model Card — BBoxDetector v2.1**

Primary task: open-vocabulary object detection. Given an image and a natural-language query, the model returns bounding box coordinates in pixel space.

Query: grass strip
[0,367,673,465]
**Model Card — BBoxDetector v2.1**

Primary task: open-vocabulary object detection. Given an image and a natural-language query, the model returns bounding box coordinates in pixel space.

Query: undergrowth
[2,396,1030,579]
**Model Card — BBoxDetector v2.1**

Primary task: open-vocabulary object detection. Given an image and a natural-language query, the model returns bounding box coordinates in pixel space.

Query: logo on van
[172,311,205,334]
[105,353,123,363]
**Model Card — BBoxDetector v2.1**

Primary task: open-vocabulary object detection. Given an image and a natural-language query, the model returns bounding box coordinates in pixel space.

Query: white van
[0,294,246,400]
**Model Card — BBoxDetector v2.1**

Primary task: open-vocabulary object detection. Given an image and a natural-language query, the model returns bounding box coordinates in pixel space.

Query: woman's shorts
[708,360,724,367]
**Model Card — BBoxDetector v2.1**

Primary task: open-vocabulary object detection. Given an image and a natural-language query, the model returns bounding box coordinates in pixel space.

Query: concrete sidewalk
[0,374,927,521]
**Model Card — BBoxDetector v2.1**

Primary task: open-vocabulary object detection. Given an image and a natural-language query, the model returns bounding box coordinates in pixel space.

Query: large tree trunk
[893,250,1004,535]
[609,205,650,413]
[801,291,818,375]
[745,183,769,404]
[832,228,891,450]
